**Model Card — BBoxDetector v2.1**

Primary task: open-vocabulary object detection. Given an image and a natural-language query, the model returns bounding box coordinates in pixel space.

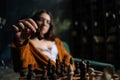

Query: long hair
[31,9,56,41]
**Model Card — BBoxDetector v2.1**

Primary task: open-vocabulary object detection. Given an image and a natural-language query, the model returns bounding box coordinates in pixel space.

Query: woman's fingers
[19,19,37,33]
[12,18,38,39]
[12,25,19,32]
[17,22,25,31]
[26,18,38,29]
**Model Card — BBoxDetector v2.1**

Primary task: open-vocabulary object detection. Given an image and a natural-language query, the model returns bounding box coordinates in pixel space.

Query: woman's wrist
[13,38,28,47]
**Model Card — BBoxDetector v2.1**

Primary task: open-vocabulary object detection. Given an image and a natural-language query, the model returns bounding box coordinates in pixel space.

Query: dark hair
[31,9,56,41]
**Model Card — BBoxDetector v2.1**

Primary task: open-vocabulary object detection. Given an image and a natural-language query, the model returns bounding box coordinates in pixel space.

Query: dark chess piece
[70,57,73,65]
[60,63,66,77]
[79,60,87,80]
[59,57,67,77]
[62,57,66,67]
[27,64,36,80]
[56,57,60,75]
[86,60,90,73]
[41,66,48,80]
[51,66,58,80]
[75,62,80,74]
[47,59,53,76]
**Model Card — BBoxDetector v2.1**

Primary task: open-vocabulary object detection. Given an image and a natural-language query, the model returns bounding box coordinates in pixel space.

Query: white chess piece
[68,64,74,80]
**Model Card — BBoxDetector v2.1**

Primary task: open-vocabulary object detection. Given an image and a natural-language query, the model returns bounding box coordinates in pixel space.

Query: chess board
[19,59,119,80]
[19,69,119,80]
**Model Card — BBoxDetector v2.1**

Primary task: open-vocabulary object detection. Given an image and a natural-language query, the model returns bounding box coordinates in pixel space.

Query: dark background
[0,0,120,74]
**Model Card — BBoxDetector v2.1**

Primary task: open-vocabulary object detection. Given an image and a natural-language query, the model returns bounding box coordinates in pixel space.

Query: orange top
[11,38,74,72]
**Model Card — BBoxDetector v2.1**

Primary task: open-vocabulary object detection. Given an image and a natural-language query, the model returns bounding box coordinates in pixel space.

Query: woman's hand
[12,18,38,46]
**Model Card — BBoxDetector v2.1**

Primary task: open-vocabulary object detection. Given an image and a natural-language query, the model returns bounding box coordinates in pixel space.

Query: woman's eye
[39,18,44,21]
[47,21,50,24]
[37,17,51,24]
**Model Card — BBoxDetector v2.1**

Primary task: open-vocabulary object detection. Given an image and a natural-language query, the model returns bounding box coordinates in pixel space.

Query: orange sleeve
[11,41,37,72]
[11,42,28,72]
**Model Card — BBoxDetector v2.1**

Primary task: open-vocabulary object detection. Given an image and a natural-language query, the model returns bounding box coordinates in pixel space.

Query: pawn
[67,64,74,80]
[86,60,90,72]
[104,66,114,80]
[70,57,73,65]
[75,62,80,75]
[47,59,52,76]
[27,64,36,80]
[60,57,67,76]
[88,68,96,80]
[56,57,60,75]
[41,66,48,80]
[60,63,66,77]
[51,66,58,80]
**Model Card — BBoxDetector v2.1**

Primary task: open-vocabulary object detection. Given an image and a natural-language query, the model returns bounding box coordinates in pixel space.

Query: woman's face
[36,12,51,35]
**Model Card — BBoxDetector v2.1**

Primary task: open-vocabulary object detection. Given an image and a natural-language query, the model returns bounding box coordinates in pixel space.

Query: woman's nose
[43,20,47,25]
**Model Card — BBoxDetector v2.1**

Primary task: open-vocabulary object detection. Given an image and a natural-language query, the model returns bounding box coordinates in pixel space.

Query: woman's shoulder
[54,37,65,47]
[54,37,62,42]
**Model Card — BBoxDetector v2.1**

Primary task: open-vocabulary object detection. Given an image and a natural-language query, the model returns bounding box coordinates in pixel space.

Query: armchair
[62,41,115,72]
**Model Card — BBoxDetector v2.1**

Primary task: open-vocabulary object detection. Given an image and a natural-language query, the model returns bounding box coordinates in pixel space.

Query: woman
[11,9,75,76]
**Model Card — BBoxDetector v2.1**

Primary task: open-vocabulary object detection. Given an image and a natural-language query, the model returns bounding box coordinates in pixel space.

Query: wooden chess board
[19,70,119,80]
[19,59,120,80]
[19,74,79,80]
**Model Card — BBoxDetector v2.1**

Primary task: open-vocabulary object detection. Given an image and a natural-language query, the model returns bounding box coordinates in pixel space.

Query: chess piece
[88,68,96,80]
[60,63,66,77]
[56,57,60,75]
[104,66,114,80]
[86,60,90,73]
[75,62,80,74]
[60,57,67,76]
[47,59,53,77]
[27,64,36,80]
[51,66,58,80]
[41,66,48,80]
[79,59,87,80]
[70,57,73,65]
[67,64,74,80]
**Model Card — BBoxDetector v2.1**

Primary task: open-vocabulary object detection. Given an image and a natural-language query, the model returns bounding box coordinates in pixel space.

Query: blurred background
[0,0,120,79]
